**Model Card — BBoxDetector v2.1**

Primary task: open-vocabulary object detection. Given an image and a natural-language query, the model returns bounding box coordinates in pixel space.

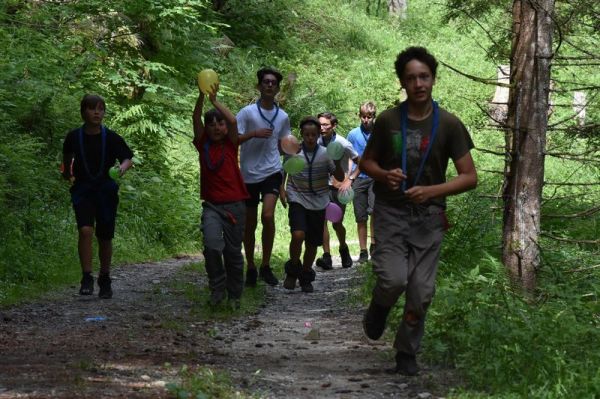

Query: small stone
[140,375,151,381]
[418,393,432,399]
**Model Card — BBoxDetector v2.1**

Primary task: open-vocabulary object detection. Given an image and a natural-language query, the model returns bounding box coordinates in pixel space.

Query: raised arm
[207,84,239,144]
[192,91,205,141]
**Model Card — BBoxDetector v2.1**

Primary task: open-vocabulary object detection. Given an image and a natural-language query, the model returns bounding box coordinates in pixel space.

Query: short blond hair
[359,101,376,116]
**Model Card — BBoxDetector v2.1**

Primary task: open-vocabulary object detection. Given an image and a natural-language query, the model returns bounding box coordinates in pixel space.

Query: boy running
[280,117,345,292]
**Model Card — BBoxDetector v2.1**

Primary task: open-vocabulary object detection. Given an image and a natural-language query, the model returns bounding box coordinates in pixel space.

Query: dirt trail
[0,256,457,398]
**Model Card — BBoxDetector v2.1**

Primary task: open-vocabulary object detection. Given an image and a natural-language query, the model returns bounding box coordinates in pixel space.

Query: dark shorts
[352,177,374,222]
[328,187,347,222]
[245,172,283,207]
[288,202,326,247]
[70,180,119,240]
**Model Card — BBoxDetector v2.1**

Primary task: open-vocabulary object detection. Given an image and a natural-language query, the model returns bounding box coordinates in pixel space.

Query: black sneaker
[245,268,258,287]
[97,274,112,299]
[395,352,418,376]
[259,266,279,286]
[358,249,369,264]
[79,274,94,296]
[299,268,316,293]
[362,300,391,340]
[315,252,333,270]
[283,260,301,290]
[340,245,353,268]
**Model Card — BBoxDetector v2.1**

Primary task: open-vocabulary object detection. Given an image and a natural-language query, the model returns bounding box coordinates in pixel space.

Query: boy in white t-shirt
[237,67,291,288]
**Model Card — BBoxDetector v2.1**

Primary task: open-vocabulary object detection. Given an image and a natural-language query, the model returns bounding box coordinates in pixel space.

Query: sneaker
[299,268,316,293]
[245,268,257,287]
[97,274,112,299]
[362,300,391,340]
[358,249,369,264]
[79,273,94,296]
[283,260,301,290]
[315,252,333,270]
[340,245,353,268]
[259,266,279,286]
[395,352,418,376]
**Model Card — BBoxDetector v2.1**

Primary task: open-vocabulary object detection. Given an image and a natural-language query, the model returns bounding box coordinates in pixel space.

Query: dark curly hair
[394,47,438,80]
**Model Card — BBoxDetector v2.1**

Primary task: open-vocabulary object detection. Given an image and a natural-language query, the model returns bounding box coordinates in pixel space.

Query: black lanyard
[78,125,106,180]
[203,139,226,171]
[399,100,439,191]
[302,143,319,194]
[256,101,279,129]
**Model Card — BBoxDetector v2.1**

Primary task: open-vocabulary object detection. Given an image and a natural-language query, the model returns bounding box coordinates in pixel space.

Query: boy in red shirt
[192,84,249,308]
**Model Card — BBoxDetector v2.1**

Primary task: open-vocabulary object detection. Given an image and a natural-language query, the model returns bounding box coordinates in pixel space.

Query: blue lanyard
[256,101,279,129]
[322,132,337,147]
[400,100,439,191]
[302,143,319,194]
[203,139,225,171]
[78,125,107,180]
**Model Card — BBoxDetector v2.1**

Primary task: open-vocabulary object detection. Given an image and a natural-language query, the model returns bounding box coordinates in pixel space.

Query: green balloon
[326,141,345,160]
[392,134,403,155]
[338,187,354,204]
[109,166,120,180]
[283,155,306,175]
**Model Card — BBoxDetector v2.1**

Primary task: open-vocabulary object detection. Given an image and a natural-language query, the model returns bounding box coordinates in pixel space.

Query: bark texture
[502,0,554,292]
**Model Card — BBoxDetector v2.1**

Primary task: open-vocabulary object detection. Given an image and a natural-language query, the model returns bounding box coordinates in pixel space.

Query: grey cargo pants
[370,199,447,355]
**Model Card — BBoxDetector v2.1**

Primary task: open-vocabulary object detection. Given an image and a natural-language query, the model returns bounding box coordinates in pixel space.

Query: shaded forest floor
[0,256,460,398]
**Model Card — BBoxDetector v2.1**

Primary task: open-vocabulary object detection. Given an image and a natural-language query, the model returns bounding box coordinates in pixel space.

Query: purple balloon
[325,202,343,223]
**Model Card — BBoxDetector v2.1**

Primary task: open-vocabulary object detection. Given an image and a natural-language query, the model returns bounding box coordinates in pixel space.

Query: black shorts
[245,172,283,207]
[70,180,119,240]
[288,202,325,247]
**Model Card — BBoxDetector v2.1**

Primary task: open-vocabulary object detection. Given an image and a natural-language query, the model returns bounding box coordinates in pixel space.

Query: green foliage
[427,256,600,398]
[166,364,257,399]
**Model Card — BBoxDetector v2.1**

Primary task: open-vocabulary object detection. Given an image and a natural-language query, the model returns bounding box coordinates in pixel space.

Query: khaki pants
[371,199,446,355]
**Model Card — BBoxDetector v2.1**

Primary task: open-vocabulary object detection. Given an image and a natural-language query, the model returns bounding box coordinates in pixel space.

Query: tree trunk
[502,0,554,292]
[388,0,407,18]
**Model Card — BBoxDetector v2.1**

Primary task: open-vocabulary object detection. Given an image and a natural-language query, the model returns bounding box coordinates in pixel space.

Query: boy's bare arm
[208,85,239,144]
[192,91,205,141]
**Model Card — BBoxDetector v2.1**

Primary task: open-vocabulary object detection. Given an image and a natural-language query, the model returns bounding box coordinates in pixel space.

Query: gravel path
[0,255,457,398]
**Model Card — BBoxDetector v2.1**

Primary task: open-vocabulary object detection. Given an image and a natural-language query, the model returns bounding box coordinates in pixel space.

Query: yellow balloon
[197,69,219,94]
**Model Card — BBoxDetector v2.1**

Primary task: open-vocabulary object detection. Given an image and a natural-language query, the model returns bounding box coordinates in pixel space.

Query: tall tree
[502,0,554,291]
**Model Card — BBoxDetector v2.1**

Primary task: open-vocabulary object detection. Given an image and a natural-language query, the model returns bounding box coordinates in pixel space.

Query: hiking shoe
[97,274,112,299]
[395,352,418,376]
[362,300,391,340]
[358,249,369,264]
[259,266,279,286]
[283,260,301,290]
[245,268,258,287]
[299,268,316,293]
[79,274,94,296]
[340,245,353,268]
[315,252,333,270]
